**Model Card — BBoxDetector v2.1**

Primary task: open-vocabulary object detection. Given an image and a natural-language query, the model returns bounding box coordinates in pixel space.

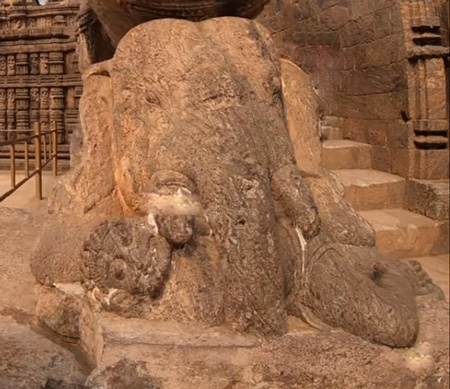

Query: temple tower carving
[0,0,81,147]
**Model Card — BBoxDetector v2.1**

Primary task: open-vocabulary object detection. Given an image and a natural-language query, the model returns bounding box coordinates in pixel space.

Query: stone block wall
[258,0,449,179]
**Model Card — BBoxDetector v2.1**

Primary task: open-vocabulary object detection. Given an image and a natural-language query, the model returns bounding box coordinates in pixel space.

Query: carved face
[0,57,6,71]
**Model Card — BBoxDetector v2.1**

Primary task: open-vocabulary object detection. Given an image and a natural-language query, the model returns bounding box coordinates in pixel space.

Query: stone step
[322,140,372,170]
[321,126,343,141]
[359,209,448,259]
[334,169,405,211]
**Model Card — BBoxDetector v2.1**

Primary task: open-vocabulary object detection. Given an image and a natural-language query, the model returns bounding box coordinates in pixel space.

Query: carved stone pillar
[394,0,450,180]
[74,86,83,110]
[6,89,16,140]
[40,53,49,75]
[50,87,65,142]
[0,89,7,141]
[40,87,50,132]
[30,87,40,126]
[49,52,65,75]
[16,53,29,75]
[15,88,30,137]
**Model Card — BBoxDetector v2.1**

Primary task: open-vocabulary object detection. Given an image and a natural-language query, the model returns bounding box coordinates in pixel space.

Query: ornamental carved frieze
[0,0,82,144]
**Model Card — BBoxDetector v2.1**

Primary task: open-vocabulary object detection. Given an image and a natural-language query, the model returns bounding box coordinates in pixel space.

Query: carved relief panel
[0,56,6,76]
[0,1,82,144]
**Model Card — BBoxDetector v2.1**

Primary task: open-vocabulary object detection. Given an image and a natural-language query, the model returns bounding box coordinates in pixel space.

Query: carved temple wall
[0,0,81,147]
[259,0,450,180]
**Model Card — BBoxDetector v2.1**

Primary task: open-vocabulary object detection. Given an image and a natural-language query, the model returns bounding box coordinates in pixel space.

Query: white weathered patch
[147,213,159,235]
[296,227,307,278]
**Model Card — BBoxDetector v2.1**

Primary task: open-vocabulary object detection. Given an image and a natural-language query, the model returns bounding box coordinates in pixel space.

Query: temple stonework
[0,0,81,148]
[258,0,450,181]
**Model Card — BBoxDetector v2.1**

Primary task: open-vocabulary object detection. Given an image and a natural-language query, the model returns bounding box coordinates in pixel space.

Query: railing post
[10,144,15,189]
[34,122,42,200]
[52,121,58,176]
[24,141,29,177]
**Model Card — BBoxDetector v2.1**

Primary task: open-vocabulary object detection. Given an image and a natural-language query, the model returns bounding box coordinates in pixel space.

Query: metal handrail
[0,122,58,203]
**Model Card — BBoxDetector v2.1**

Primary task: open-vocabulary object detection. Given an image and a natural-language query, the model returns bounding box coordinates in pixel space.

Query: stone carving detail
[7,89,15,111]
[0,56,6,76]
[0,1,82,143]
[0,89,6,111]
[29,53,39,74]
[403,0,449,151]
[39,53,49,75]
[78,0,270,65]
[30,18,441,350]
[30,88,40,110]
[7,55,15,76]
[0,89,6,141]
[81,219,173,311]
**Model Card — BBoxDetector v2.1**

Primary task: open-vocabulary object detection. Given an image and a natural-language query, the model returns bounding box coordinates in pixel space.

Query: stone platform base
[66,294,449,388]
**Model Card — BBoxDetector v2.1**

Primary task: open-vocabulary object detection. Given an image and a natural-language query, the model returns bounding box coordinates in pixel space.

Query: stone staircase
[322,139,449,260]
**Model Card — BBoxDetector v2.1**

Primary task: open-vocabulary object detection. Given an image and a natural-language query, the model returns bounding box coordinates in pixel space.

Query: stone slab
[334,169,406,210]
[359,209,444,259]
[81,305,450,389]
[0,315,88,389]
[322,140,372,170]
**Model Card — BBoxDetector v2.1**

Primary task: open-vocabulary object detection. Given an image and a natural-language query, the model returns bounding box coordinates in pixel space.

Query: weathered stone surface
[30,69,122,285]
[360,209,445,259]
[33,18,443,352]
[31,216,105,285]
[86,359,160,389]
[0,207,39,315]
[305,169,376,247]
[334,169,406,211]
[0,315,87,389]
[79,300,449,389]
[79,0,270,65]
[281,59,321,175]
[257,0,449,183]
[408,179,450,220]
[321,140,372,170]
[36,284,85,341]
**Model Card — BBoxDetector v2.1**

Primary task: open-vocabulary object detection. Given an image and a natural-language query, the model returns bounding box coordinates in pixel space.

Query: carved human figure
[28,18,37,29]
[30,88,40,109]
[73,19,440,349]
[0,89,6,110]
[12,19,23,30]
[30,53,40,74]
[7,89,15,111]
[40,88,49,109]
[40,53,49,75]
[0,56,6,76]
[7,55,15,76]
